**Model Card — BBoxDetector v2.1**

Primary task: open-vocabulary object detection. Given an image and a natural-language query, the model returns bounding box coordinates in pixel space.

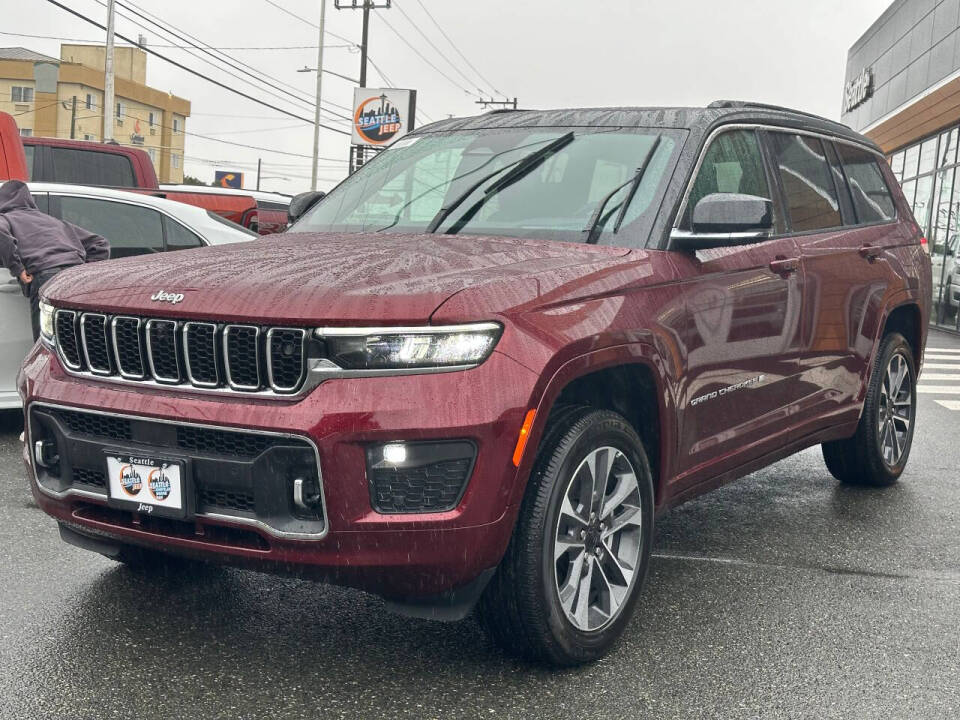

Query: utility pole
[103,0,117,142]
[257,158,262,191]
[476,97,519,110]
[70,96,77,139]
[310,0,327,191]
[335,1,391,174]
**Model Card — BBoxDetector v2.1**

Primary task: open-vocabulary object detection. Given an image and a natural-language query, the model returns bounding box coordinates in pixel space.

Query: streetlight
[297,1,326,192]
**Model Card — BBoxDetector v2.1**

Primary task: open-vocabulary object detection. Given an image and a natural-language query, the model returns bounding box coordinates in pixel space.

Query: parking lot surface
[1,330,958,719]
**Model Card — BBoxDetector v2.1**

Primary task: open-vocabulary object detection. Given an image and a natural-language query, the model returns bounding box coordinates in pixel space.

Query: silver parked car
[0,182,256,408]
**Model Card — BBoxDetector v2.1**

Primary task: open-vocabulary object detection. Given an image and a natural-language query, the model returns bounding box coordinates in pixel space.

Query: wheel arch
[515,344,676,509]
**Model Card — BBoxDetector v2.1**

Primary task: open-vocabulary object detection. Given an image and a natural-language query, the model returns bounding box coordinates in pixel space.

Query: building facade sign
[844,67,874,113]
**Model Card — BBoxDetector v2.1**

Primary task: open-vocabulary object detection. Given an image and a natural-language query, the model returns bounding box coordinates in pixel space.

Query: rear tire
[478,408,654,666]
[822,332,917,487]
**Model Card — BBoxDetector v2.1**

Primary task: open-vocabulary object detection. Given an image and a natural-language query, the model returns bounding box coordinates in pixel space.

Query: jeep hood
[42,232,629,324]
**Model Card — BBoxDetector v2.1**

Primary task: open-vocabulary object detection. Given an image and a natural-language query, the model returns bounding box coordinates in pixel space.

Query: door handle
[769,258,799,277]
[859,244,881,261]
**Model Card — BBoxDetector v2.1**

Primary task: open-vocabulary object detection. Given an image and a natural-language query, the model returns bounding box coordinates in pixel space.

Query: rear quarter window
[51,147,136,187]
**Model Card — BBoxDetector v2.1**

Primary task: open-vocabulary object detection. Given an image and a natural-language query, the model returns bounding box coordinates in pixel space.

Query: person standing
[0,180,109,340]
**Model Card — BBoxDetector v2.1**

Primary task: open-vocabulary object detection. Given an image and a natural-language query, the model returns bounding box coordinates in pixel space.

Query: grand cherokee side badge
[151,290,185,305]
[690,375,765,407]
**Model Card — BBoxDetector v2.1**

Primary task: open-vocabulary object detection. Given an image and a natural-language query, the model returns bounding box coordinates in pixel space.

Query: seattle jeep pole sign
[351,88,417,147]
[844,67,874,113]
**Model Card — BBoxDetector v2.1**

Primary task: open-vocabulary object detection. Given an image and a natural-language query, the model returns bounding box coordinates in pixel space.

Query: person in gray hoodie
[0,180,109,340]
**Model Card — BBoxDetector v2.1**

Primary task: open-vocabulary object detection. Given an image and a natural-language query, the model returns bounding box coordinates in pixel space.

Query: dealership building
[844,0,960,331]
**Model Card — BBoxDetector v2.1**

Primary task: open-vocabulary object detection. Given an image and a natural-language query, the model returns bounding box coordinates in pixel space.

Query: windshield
[290,127,681,246]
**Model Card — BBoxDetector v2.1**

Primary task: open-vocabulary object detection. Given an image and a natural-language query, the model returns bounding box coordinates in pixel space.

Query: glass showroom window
[890,127,960,330]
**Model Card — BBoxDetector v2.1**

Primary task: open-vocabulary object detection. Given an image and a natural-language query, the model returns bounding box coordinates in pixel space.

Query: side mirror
[671,193,773,250]
[288,191,326,225]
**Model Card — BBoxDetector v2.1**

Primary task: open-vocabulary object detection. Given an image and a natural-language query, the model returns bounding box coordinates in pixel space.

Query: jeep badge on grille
[151,290,185,305]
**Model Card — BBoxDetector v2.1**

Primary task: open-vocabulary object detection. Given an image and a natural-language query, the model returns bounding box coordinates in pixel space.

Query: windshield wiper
[426,131,575,234]
[583,135,662,244]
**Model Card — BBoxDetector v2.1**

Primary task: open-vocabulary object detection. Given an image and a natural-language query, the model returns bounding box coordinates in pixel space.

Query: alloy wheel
[878,351,912,467]
[553,446,643,632]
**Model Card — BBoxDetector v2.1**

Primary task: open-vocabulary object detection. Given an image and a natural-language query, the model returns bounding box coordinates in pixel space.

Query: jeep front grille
[54,310,307,395]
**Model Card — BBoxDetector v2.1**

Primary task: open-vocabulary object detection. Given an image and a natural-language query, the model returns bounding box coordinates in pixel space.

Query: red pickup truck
[2,113,276,234]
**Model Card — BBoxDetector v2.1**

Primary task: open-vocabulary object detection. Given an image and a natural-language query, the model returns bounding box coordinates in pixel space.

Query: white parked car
[0,182,256,408]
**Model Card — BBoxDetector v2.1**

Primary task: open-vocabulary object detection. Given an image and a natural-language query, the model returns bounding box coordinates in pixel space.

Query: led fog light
[366,440,477,514]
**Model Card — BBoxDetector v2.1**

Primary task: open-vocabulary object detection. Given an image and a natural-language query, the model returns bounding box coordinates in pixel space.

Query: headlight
[39,300,56,343]
[316,323,502,371]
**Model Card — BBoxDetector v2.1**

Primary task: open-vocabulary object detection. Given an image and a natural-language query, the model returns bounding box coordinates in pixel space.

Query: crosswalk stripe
[923,363,960,370]
[917,386,960,394]
[919,373,960,380]
[926,347,960,353]
[935,400,960,410]
[924,354,960,360]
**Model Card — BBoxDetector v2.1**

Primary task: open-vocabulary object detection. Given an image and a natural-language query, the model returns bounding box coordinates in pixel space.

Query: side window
[23,145,35,181]
[51,148,136,187]
[163,216,204,251]
[682,130,771,229]
[769,133,842,232]
[58,196,163,258]
[834,143,896,224]
[32,193,49,214]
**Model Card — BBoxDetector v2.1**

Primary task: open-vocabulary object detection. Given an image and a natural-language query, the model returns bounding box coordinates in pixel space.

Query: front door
[669,129,806,487]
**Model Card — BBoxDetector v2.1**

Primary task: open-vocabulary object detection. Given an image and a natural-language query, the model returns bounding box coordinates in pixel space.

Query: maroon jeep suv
[21,102,931,665]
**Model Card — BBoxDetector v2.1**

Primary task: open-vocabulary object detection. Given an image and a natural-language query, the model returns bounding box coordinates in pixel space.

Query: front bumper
[20,344,539,598]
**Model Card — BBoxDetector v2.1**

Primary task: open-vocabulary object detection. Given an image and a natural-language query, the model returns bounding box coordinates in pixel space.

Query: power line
[391,0,487,96]
[261,0,435,120]
[0,29,352,50]
[105,0,351,120]
[261,0,358,46]
[42,0,350,135]
[373,8,481,99]
[412,0,505,98]
[116,0,356,112]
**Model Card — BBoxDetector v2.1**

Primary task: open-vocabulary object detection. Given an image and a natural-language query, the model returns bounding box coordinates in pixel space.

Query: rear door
[777,132,903,410]
[670,129,805,486]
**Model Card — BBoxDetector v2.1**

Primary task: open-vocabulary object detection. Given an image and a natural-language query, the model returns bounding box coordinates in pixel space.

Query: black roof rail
[708,100,842,127]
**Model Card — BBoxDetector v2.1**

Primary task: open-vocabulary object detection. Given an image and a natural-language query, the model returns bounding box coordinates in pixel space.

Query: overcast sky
[5,0,892,195]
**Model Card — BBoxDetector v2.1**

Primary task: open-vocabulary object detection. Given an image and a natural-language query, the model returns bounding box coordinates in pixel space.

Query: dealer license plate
[106,454,185,518]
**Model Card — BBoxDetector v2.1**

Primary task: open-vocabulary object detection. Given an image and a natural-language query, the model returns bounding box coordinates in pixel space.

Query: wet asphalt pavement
[1,331,959,719]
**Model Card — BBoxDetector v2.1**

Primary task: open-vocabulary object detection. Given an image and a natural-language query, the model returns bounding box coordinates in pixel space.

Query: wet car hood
[42,232,629,324]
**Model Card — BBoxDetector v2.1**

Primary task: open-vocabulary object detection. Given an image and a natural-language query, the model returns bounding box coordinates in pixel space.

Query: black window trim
[667,122,900,250]
[822,139,857,226]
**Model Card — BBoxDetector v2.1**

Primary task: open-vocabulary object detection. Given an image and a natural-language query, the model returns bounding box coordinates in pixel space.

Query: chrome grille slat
[79,314,111,375]
[145,319,181,383]
[267,328,307,393]
[183,322,219,388]
[111,316,145,379]
[224,324,261,391]
[54,310,82,370]
[49,312,307,396]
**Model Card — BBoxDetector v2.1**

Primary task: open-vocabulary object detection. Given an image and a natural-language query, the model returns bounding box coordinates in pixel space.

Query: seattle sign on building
[351,88,417,147]
[844,67,874,114]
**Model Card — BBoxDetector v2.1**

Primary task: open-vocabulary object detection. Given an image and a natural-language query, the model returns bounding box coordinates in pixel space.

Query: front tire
[478,408,654,666]
[822,332,917,486]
